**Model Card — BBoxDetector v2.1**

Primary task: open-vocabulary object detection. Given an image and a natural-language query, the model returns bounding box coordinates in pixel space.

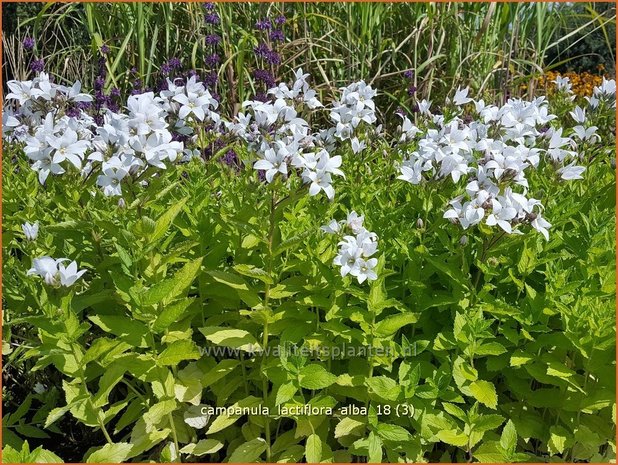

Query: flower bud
[416,218,424,229]
[460,235,468,246]
[118,198,126,209]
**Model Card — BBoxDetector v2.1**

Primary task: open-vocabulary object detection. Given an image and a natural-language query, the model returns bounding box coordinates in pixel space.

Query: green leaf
[376,423,412,442]
[150,197,188,243]
[86,443,133,463]
[153,298,195,332]
[299,365,337,390]
[229,438,267,463]
[157,340,201,366]
[44,405,72,428]
[28,446,64,463]
[206,396,261,434]
[367,431,382,463]
[180,439,223,457]
[473,440,506,462]
[373,313,419,337]
[546,361,576,379]
[510,350,533,367]
[115,243,133,269]
[334,417,365,438]
[469,380,498,409]
[143,399,177,427]
[142,258,202,307]
[476,342,507,356]
[500,420,517,455]
[276,382,297,406]
[88,315,149,348]
[233,264,273,284]
[305,434,322,463]
[436,429,468,447]
[207,270,251,290]
[548,425,571,455]
[206,270,261,306]
[199,327,261,352]
[474,414,505,433]
[366,376,401,402]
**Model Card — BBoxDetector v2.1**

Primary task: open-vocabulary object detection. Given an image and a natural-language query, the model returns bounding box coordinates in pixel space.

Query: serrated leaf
[299,365,337,390]
[86,443,132,463]
[436,429,468,447]
[368,431,382,463]
[180,439,223,456]
[469,380,498,409]
[548,425,571,455]
[233,264,273,284]
[374,313,419,337]
[153,298,195,332]
[157,340,201,366]
[142,258,202,307]
[150,197,188,243]
[229,438,267,463]
[366,376,401,402]
[305,434,322,463]
[199,327,261,352]
[335,417,365,439]
[500,420,517,454]
[276,382,297,406]
[376,423,412,442]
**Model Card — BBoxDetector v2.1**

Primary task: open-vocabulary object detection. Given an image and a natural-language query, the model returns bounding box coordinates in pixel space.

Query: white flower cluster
[161,76,220,126]
[554,75,616,110]
[330,80,377,154]
[3,72,225,197]
[4,73,94,184]
[396,81,614,240]
[27,256,86,287]
[4,70,381,202]
[587,77,616,109]
[322,211,379,284]
[228,69,344,199]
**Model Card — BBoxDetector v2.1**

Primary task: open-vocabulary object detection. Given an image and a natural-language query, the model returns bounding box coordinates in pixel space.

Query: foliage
[2,3,616,463]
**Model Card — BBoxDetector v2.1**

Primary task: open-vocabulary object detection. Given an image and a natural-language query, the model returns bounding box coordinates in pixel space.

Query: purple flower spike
[274,15,286,26]
[100,45,110,55]
[206,34,221,46]
[23,37,35,50]
[205,53,220,67]
[270,29,284,42]
[205,12,220,25]
[30,59,44,73]
[255,19,272,30]
[404,69,414,79]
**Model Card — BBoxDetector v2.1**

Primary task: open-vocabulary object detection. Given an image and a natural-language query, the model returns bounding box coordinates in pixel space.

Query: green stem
[96,410,114,445]
[261,190,277,461]
[167,412,180,462]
